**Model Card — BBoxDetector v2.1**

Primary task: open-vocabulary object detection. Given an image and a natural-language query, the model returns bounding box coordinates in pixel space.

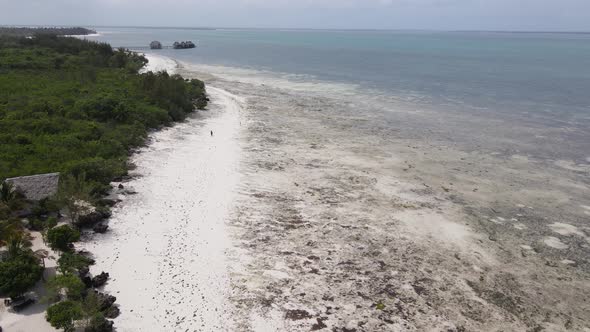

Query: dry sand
[81,84,243,331]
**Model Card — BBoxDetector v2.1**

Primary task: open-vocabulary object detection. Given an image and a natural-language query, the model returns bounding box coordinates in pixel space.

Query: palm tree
[0,219,21,246]
[57,173,94,224]
[6,233,27,258]
[0,181,16,203]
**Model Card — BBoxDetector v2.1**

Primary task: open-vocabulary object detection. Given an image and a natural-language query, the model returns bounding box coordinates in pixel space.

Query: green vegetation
[85,313,113,332]
[0,181,16,203]
[0,248,44,298]
[46,300,84,332]
[0,27,96,38]
[58,173,95,223]
[46,225,81,252]
[47,273,86,301]
[46,257,113,331]
[57,252,94,274]
[0,34,207,195]
[0,33,207,328]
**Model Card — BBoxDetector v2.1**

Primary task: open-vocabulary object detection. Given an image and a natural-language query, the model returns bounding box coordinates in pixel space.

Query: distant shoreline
[82,25,590,34]
[0,26,96,37]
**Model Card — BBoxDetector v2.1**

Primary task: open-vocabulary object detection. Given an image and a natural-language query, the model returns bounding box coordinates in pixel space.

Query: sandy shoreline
[80,78,243,330]
[8,51,587,331]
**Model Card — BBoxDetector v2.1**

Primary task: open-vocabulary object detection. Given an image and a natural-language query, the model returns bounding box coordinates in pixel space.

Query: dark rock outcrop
[97,198,118,207]
[93,223,108,233]
[85,315,114,332]
[77,208,111,227]
[92,272,109,288]
[77,211,104,227]
[104,305,120,319]
[92,291,116,311]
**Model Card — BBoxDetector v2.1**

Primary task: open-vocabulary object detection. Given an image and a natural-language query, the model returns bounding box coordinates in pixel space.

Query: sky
[0,0,589,31]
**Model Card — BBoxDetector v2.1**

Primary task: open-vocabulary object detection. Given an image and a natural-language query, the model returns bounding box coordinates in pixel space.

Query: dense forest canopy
[0,34,207,194]
[0,27,96,37]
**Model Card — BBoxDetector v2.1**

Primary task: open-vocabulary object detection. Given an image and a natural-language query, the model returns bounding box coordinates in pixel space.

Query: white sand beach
[80,65,243,330]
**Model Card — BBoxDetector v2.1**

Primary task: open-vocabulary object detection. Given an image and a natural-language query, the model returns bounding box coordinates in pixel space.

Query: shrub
[46,300,84,332]
[46,216,58,228]
[0,181,16,203]
[85,313,113,332]
[58,252,94,274]
[0,218,23,245]
[47,274,86,301]
[46,225,80,252]
[67,158,125,185]
[0,252,43,298]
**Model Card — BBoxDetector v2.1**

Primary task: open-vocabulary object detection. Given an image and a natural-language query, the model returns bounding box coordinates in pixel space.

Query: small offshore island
[0,27,208,331]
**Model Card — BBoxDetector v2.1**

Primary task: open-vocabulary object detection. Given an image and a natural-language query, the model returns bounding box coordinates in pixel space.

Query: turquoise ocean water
[88,27,590,163]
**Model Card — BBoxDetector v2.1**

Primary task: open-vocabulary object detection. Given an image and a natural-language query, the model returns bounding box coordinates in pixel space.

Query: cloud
[0,0,589,30]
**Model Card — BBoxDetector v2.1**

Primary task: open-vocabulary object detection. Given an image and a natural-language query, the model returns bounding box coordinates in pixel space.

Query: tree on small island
[46,225,80,252]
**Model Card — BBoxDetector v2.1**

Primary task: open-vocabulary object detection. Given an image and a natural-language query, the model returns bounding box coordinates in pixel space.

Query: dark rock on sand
[93,223,109,233]
[85,315,114,332]
[104,305,120,319]
[285,309,312,320]
[77,250,96,264]
[311,317,328,330]
[82,275,93,288]
[77,212,105,227]
[92,272,109,288]
[93,291,117,311]
[97,198,118,207]
[79,266,90,277]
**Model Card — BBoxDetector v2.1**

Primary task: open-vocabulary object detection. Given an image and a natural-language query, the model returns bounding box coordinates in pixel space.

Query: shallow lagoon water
[88,27,590,163]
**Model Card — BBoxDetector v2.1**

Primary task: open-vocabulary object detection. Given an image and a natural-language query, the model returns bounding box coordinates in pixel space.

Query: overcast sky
[1,0,589,31]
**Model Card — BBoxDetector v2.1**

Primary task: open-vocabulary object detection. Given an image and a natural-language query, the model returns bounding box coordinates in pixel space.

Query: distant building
[150,41,162,49]
[173,41,196,49]
[5,173,60,201]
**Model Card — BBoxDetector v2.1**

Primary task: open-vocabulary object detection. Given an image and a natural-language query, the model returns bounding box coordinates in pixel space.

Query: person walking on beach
[210,130,213,136]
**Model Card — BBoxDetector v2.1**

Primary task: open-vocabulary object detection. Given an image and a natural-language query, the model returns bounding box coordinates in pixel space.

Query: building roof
[5,172,60,201]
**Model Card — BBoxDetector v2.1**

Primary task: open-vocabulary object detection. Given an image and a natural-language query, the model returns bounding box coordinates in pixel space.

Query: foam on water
[180,61,361,97]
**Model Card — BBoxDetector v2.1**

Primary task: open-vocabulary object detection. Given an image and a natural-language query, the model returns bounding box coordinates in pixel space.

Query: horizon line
[2,24,590,34]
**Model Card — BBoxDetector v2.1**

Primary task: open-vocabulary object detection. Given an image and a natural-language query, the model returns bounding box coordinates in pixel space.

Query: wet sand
[178,60,590,331]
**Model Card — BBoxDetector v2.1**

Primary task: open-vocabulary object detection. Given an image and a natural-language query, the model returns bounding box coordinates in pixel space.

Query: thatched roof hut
[5,172,60,201]
[150,41,162,49]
